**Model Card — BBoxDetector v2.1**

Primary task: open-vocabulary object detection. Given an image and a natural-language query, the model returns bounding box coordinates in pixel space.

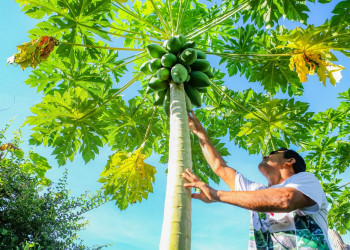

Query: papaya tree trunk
[159,82,192,250]
[328,229,350,250]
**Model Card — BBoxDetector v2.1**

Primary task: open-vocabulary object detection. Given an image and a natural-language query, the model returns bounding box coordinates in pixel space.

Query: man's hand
[188,111,205,136]
[183,168,218,203]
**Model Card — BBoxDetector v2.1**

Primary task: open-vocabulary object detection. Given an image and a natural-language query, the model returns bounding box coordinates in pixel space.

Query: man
[183,111,330,250]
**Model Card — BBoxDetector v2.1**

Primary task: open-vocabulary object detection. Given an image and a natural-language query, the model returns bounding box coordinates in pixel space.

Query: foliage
[301,89,350,233]
[327,186,350,235]
[278,23,348,85]
[0,127,107,249]
[6,36,58,70]
[11,0,350,235]
[99,146,156,210]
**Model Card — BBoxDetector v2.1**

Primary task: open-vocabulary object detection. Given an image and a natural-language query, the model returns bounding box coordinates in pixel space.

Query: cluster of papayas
[140,34,214,116]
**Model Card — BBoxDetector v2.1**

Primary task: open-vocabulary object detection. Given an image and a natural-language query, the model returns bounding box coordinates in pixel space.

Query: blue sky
[0,0,349,249]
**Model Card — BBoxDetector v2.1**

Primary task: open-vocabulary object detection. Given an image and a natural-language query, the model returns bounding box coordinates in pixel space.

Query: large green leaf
[327,187,350,235]
[330,0,350,26]
[242,0,310,29]
[16,0,113,57]
[101,95,164,156]
[25,46,127,97]
[98,146,156,210]
[219,25,303,96]
[26,87,106,165]
[302,89,350,180]
[203,87,314,155]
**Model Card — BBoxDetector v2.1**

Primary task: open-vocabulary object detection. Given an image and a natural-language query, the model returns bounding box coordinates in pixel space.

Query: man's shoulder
[282,172,324,194]
[289,171,319,182]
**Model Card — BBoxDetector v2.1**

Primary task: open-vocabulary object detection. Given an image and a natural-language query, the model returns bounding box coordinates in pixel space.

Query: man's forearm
[212,188,294,213]
[196,130,228,173]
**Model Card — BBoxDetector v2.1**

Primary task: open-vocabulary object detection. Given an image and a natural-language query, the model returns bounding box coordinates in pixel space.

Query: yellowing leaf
[7,36,58,70]
[142,1,154,16]
[279,25,346,86]
[289,52,344,85]
[98,146,156,210]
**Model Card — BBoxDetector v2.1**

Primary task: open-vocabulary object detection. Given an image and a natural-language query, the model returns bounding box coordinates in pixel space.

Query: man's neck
[267,169,295,187]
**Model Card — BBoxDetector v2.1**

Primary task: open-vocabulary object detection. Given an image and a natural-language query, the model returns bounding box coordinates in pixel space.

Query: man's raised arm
[188,111,237,191]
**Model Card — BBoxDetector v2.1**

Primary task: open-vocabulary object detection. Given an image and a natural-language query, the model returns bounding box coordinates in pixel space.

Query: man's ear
[287,158,296,165]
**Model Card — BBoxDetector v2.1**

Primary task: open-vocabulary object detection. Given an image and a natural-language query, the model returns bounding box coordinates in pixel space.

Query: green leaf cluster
[218,25,303,96]
[203,85,313,155]
[16,0,113,58]
[99,147,156,210]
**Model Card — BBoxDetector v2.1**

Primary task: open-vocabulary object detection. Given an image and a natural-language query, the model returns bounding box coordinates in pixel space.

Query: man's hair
[275,148,306,174]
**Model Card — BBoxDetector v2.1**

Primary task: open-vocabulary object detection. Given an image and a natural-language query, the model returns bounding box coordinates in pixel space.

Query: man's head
[258,148,306,178]
[276,148,306,174]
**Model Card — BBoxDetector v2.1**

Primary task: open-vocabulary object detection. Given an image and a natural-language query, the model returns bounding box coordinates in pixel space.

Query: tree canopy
[8,0,350,236]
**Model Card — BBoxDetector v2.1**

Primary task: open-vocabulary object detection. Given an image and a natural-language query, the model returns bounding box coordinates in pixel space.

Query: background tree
[0,125,107,249]
[8,0,350,248]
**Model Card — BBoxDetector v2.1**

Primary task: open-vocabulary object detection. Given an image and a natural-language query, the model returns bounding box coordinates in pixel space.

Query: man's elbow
[214,163,227,175]
[282,189,312,212]
[281,190,297,212]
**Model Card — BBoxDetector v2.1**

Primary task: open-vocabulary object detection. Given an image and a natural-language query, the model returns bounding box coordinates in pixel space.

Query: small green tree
[0,126,107,249]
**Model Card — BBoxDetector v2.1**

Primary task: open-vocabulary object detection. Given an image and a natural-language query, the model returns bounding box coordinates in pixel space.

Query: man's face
[258,150,287,172]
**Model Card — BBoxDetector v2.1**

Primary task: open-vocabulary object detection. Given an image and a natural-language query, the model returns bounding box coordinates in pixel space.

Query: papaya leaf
[330,0,350,26]
[110,0,165,49]
[302,90,350,179]
[101,95,163,156]
[25,46,127,96]
[249,59,303,96]
[7,36,58,70]
[242,0,310,29]
[220,25,303,96]
[327,187,350,234]
[98,147,156,210]
[26,87,107,165]
[205,88,314,155]
[16,0,113,58]
[278,24,349,85]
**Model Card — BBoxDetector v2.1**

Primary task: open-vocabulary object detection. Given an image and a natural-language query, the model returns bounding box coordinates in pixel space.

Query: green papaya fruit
[157,67,170,80]
[148,77,169,91]
[146,85,156,94]
[186,66,191,74]
[146,44,168,58]
[196,87,207,93]
[153,89,168,106]
[182,41,196,50]
[185,75,191,83]
[140,61,151,74]
[196,50,207,59]
[166,37,182,54]
[203,69,214,78]
[161,53,177,68]
[179,48,197,66]
[184,84,201,107]
[171,64,188,83]
[185,93,192,113]
[149,58,162,73]
[190,59,210,72]
[163,88,171,117]
[188,71,210,88]
[175,34,187,45]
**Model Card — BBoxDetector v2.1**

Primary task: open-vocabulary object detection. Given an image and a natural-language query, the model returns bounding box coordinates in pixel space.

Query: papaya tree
[8,0,350,248]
